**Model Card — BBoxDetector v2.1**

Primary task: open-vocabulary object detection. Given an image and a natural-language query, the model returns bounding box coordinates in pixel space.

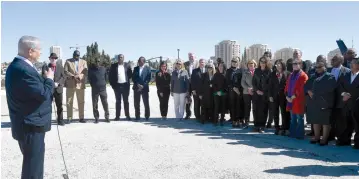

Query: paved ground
[1,86,359,179]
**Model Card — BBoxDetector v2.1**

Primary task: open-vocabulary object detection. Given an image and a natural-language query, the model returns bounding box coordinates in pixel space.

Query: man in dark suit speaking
[5,35,54,179]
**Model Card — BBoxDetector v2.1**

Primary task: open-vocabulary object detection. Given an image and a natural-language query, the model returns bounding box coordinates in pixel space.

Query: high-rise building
[215,40,240,68]
[245,44,271,64]
[274,47,301,63]
[50,46,62,59]
[327,48,341,67]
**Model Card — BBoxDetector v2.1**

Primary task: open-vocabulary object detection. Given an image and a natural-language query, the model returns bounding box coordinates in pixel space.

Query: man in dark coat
[88,58,110,123]
[48,53,65,125]
[343,48,357,68]
[5,35,54,179]
[109,54,132,120]
[190,58,206,120]
[329,55,351,142]
[132,56,152,120]
[337,58,359,149]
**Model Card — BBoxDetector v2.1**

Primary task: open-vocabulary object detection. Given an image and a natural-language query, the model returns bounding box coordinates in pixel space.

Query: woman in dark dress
[156,61,171,120]
[199,63,215,124]
[252,57,272,133]
[268,59,291,135]
[213,62,227,126]
[304,61,337,145]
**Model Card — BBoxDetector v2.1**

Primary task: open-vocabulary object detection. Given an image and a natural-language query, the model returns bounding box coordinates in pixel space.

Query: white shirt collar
[16,55,34,67]
[333,65,342,70]
[352,71,359,76]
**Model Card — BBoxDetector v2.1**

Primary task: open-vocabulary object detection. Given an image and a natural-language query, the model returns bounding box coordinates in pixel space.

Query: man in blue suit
[5,35,54,179]
[132,56,151,121]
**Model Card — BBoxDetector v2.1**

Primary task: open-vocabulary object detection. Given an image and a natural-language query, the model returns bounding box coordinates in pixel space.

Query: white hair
[18,35,40,55]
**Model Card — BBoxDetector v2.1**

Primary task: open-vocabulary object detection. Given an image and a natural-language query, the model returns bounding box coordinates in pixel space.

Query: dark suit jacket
[5,57,54,141]
[132,65,151,92]
[339,71,359,110]
[155,71,171,93]
[268,71,290,101]
[109,62,132,88]
[190,67,205,93]
[53,59,65,93]
[327,66,351,108]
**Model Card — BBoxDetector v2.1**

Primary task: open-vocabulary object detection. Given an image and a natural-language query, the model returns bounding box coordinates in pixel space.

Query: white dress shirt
[117,64,126,83]
[139,66,144,76]
[351,71,359,84]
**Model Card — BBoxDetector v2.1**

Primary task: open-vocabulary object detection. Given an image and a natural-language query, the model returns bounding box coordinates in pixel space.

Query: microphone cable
[53,101,70,179]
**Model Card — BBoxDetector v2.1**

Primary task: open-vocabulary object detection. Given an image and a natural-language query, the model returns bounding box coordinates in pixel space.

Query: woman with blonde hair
[171,59,190,120]
[241,59,257,128]
[199,62,216,124]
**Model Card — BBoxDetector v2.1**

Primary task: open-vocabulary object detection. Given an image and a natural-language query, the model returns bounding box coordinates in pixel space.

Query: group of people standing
[154,50,359,150]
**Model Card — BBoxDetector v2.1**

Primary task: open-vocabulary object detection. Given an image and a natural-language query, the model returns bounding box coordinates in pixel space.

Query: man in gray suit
[48,53,65,125]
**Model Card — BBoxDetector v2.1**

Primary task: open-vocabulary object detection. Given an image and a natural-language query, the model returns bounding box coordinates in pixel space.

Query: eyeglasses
[316,66,324,69]
[231,61,238,63]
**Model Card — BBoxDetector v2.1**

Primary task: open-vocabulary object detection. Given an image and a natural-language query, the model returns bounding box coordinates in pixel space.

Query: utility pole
[177,49,180,59]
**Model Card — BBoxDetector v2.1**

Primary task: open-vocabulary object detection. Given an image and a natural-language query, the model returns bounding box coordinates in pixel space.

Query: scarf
[286,70,301,110]
[250,69,254,76]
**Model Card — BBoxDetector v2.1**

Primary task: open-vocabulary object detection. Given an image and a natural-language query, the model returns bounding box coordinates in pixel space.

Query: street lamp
[177,49,180,59]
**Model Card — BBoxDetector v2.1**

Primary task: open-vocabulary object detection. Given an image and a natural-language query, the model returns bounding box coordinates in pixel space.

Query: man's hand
[192,90,197,96]
[54,82,59,88]
[160,93,163,97]
[308,90,314,99]
[269,97,274,102]
[343,93,351,102]
[137,84,143,90]
[256,90,264,95]
[217,91,222,96]
[45,68,54,80]
[199,95,203,100]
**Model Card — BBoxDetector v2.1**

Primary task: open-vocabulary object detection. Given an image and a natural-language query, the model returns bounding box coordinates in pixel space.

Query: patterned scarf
[286,70,301,110]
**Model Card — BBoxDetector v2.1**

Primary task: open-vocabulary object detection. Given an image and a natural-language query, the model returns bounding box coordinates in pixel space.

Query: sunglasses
[231,61,238,63]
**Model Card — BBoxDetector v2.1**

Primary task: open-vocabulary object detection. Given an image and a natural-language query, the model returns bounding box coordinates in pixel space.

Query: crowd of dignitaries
[154,50,359,150]
[39,48,359,150]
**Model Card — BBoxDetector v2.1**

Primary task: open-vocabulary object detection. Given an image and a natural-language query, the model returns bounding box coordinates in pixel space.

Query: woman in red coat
[284,58,308,139]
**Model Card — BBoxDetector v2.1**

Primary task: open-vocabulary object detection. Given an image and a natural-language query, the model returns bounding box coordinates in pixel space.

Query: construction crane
[69,44,86,50]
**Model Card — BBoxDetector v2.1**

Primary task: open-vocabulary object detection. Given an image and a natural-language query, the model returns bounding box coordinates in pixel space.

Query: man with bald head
[5,35,54,179]
[343,48,357,68]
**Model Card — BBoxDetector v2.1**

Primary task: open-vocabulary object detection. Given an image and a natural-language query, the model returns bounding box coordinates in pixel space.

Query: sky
[1,1,359,63]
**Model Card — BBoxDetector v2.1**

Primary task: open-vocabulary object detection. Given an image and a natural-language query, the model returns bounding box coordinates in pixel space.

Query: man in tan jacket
[64,50,88,123]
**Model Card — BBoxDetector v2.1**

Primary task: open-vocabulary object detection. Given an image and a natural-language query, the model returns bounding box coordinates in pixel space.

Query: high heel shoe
[310,139,320,144]
[319,140,329,146]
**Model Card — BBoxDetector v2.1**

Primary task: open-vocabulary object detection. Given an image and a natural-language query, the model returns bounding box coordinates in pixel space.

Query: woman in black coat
[268,59,291,135]
[156,61,171,120]
[212,62,227,126]
[304,61,337,146]
[199,63,215,124]
[252,57,272,133]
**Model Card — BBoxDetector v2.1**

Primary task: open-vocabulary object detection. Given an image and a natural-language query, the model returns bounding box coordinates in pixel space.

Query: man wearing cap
[337,57,359,149]
[48,53,65,126]
[64,50,88,123]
